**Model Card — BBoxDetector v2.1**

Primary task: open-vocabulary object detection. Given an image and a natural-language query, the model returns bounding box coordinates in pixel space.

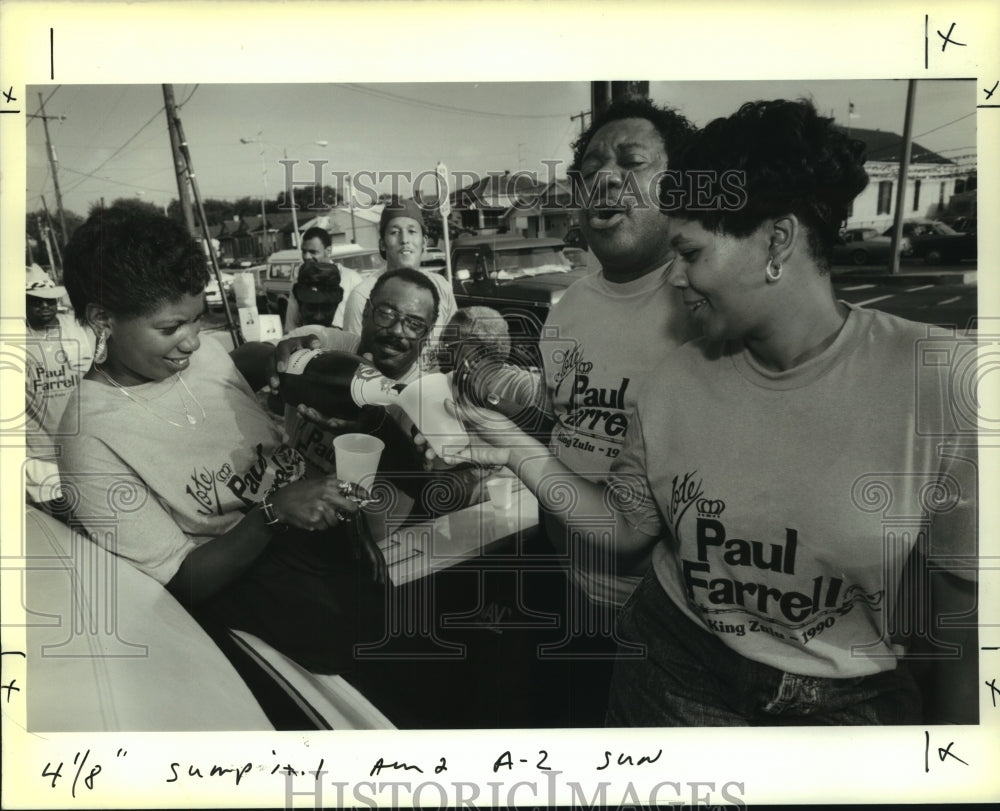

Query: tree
[276,184,342,213]
[89,198,165,219]
[25,207,84,263]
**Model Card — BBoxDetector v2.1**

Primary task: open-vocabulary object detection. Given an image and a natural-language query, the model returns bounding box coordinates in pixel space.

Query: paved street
[833,278,977,329]
[831,262,977,330]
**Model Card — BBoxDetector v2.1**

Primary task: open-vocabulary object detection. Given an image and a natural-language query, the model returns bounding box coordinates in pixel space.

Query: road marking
[937,296,961,305]
[838,284,876,291]
[905,284,935,293]
[855,294,895,307]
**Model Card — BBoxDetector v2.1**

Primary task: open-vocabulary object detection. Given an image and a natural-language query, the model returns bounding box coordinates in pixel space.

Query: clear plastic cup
[333,433,385,490]
[486,477,513,510]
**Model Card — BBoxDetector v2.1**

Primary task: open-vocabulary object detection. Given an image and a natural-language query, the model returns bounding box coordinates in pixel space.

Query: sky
[25,79,977,219]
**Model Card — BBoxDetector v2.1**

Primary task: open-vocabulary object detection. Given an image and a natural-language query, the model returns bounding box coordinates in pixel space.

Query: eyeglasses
[370,303,430,338]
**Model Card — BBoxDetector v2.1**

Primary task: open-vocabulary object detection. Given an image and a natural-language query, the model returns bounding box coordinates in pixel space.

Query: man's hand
[296,403,363,435]
[270,333,322,392]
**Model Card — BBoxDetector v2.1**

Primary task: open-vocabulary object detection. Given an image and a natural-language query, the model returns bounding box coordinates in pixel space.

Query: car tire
[924,249,943,265]
[851,249,869,266]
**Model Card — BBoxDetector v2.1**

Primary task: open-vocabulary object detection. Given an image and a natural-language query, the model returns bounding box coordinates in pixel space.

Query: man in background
[24,265,95,507]
[342,197,456,360]
[291,261,343,328]
[283,226,361,330]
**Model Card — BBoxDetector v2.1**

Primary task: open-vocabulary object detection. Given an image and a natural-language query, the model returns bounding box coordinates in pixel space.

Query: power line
[26,86,61,126]
[61,104,167,196]
[338,83,574,120]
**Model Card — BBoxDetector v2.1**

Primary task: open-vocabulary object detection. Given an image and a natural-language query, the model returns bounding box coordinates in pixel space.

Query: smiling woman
[55,205,388,682]
[454,99,979,728]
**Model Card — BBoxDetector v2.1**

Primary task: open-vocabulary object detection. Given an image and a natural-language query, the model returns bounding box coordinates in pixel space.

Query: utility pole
[34,93,68,245]
[591,81,649,119]
[162,85,196,233]
[39,196,63,277]
[570,110,589,136]
[889,80,917,276]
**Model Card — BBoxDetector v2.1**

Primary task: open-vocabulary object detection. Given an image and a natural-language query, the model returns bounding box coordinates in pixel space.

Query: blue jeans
[606,572,922,726]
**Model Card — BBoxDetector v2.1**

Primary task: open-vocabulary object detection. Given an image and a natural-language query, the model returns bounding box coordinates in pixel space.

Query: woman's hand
[268,475,359,531]
[413,399,516,469]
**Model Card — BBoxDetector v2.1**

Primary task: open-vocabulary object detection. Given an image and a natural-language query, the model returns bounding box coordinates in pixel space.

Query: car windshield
[928,222,959,235]
[494,246,572,280]
[337,253,384,272]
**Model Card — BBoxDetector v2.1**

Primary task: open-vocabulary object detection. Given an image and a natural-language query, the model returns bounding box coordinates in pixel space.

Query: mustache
[375,335,409,353]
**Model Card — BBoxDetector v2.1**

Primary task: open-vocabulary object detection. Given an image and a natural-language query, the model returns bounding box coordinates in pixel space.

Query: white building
[840,126,972,230]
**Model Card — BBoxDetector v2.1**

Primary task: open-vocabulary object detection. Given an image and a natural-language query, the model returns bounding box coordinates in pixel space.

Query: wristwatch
[260,485,284,526]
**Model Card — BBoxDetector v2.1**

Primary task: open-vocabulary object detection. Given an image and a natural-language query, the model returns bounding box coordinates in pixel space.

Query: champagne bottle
[279,348,406,417]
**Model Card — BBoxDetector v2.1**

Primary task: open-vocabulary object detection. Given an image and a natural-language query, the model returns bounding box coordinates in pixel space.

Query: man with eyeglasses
[282,266,439,475]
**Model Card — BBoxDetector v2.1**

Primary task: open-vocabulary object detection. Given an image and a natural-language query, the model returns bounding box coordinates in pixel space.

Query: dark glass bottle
[279,348,406,417]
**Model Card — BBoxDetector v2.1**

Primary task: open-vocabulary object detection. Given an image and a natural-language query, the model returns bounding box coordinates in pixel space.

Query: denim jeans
[606,572,922,727]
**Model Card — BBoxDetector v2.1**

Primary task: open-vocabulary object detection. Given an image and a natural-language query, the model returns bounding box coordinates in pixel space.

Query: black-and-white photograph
[3,3,998,809]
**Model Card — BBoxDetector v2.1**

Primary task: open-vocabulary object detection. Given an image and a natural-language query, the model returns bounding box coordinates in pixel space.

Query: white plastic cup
[233,271,256,308]
[333,433,385,490]
[396,372,470,458]
[486,477,513,510]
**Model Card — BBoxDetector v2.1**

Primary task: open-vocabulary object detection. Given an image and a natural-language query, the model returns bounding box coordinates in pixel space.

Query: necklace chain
[95,366,207,429]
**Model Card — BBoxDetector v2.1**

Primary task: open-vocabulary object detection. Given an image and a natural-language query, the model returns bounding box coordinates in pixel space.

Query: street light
[239,133,328,252]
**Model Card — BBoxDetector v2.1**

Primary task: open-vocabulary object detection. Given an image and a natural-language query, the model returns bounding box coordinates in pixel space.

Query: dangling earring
[765,257,783,283]
[94,329,108,364]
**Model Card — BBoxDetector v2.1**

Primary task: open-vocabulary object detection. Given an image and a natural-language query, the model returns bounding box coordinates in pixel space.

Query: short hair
[569,96,696,177]
[62,206,209,322]
[447,306,511,360]
[301,226,332,248]
[660,99,869,271]
[370,267,440,324]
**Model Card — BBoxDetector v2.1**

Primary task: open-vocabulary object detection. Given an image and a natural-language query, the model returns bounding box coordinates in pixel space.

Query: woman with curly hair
[453,99,977,726]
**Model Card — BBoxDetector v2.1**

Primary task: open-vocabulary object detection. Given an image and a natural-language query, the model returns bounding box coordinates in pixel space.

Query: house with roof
[839,125,973,231]
[297,204,383,252]
[497,176,581,240]
[450,171,542,234]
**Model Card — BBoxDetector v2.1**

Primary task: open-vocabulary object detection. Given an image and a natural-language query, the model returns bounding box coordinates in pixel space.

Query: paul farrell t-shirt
[612,305,977,677]
[540,263,692,606]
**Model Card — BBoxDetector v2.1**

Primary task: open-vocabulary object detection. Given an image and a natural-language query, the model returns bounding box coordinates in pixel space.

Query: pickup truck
[450,235,588,337]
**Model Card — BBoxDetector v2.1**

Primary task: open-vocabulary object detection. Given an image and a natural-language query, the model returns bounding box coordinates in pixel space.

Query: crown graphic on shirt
[696,498,725,518]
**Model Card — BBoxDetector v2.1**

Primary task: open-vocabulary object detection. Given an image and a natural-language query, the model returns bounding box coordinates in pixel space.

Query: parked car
[450,235,585,336]
[420,248,448,274]
[947,216,977,235]
[261,244,384,320]
[831,228,895,266]
[882,220,976,264]
[204,270,235,310]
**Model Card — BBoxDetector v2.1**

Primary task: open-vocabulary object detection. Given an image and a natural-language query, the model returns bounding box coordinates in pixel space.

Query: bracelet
[260,485,284,526]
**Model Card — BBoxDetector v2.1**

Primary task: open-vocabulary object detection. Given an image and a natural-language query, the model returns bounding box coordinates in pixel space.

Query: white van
[262,244,384,322]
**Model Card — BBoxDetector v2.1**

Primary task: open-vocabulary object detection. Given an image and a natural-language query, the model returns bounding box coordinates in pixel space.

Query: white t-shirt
[25,313,96,503]
[59,338,305,585]
[613,304,977,678]
[539,263,693,606]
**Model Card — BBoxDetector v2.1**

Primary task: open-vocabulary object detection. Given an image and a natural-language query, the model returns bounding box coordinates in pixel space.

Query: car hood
[494,269,586,290]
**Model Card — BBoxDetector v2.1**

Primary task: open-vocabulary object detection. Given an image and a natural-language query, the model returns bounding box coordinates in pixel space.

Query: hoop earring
[94,329,108,364]
[765,257,783,283]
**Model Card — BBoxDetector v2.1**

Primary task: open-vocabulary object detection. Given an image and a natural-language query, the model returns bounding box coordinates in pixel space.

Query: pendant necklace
[95,366,207,428]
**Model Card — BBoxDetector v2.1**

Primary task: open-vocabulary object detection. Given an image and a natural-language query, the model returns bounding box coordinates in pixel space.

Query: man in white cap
[24,265,95,506]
